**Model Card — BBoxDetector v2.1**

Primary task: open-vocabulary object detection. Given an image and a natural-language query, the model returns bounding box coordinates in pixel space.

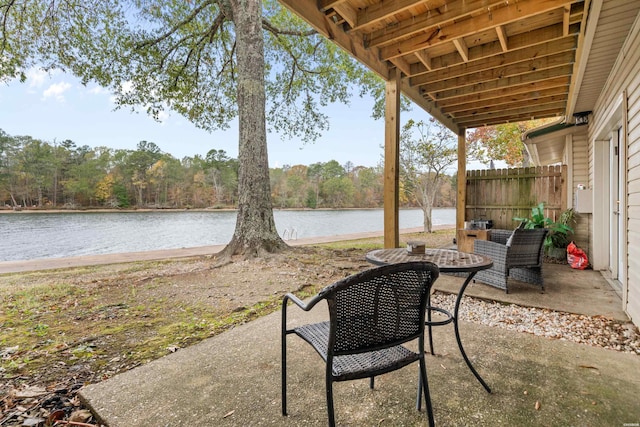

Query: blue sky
[0,67,419,168]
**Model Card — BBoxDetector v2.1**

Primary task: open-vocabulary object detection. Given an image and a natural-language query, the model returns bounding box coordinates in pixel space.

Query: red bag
[567,241,588,270]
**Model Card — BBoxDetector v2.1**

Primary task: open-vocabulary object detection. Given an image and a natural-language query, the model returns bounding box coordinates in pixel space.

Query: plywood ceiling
[280,0,586,132]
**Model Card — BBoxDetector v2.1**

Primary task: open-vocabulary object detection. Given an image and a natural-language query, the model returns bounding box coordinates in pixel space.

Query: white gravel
[431,292,640,355]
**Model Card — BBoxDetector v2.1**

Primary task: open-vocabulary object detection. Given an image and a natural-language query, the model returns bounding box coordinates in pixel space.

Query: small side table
[457,229,491,253]
[365,248,493,394]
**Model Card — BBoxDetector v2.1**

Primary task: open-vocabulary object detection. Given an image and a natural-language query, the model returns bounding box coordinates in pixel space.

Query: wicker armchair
[281,262,440,427]
[473,228,548,293]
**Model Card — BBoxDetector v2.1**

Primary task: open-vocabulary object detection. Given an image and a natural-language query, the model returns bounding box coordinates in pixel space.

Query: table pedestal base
[417,271,491,412]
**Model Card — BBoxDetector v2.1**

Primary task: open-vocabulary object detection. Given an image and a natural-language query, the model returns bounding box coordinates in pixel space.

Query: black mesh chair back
[282,261,439,427]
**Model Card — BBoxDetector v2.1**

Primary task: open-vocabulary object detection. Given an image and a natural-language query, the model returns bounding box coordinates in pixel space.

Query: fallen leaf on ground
[578,365,599,370]
[223,410,235,418]
[69,409,93,422]
[22,418,45,427]
[13,385,48,398]
[535,401,541,410]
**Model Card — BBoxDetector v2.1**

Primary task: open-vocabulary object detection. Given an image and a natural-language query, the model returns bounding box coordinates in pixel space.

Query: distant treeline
[0,129,456,209]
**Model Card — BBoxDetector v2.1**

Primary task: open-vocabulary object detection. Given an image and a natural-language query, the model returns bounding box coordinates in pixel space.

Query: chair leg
[281,308,288,416]
[281,339,287,416]
[326,374,336,427]
[418,357,435,427]
[369,376,375,389]
[427,292,435,355]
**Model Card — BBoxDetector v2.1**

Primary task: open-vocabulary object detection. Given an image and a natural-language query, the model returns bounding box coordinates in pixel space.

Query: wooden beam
[368,0,508,48]
[441,86,569,113]
[333,4,357,29]
[318,0,347,12]
[414,50,432,71]
[419,50,576,93]
[279,0,390,79]
[389,57,411,77]
[436,76,570,108]
[449,96,568,119]
[432,64,574,100]
[496,25,509,51]
[458,107,565,128]
[353,0,432,31]
[401,81,460,134]
[453,38,469,62]
[408,23,569,77]
[456,132,466,239]
[411,36,577,86]
[563,5,571,36]
[384,69,401,249]
[379,0,574,60]
[565,0,598,119]
[455,100,566,121]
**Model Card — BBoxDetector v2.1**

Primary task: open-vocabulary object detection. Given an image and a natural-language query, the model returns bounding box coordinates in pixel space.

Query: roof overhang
[523,118,576,165]
[280,0,588,133]
[523,0,640,165]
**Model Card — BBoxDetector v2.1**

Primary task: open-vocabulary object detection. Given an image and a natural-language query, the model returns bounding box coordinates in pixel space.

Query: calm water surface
[0,208,455,261]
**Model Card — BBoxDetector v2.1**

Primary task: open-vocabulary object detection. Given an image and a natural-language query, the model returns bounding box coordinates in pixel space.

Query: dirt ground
[0,231,455,426]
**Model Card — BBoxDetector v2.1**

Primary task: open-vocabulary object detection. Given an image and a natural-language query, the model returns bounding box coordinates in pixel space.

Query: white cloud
[157,110,170,123]
[121,81,134,94]
[26,68,49,88]
[88,85,109,95]
[43,82,72,102]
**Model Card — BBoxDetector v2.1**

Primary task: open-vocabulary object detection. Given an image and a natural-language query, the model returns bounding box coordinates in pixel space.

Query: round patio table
[366,248,494,394]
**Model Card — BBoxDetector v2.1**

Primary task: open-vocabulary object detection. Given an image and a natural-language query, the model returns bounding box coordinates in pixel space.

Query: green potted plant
[544,208,576,259]
[514,203,575,260]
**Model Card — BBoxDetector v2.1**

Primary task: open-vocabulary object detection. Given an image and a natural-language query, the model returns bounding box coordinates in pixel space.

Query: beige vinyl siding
[626,49,640,325]
[571,128,590,252]
[590,13,640,325]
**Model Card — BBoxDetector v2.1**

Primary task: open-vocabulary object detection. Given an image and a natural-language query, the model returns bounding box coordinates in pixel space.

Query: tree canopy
[400,118,457,232]
[1,0,382,257]
[0,128,458,210]
[466,119,556,167]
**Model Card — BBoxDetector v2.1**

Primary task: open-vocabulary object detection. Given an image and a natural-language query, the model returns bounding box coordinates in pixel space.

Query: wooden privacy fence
[465,165,567,230]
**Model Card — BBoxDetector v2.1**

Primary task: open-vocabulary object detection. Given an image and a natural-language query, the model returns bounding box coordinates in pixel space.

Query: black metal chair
[473,228,548,293]
[281,261,440,427]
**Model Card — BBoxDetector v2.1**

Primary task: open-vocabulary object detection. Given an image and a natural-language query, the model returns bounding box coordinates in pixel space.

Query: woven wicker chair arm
[474,239,509,261]
[282,292,325,311]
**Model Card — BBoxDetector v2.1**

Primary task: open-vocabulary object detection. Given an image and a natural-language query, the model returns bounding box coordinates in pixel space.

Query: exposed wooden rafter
[378,0,574,60]
[283,0,585,131]
[496,26,509,52]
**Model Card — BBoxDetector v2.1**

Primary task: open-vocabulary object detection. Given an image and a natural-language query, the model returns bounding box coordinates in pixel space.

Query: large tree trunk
[221,0,286,258]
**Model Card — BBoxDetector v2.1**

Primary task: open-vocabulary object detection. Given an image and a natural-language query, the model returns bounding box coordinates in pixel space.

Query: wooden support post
[384,69,401,248]
[456,131,467,246]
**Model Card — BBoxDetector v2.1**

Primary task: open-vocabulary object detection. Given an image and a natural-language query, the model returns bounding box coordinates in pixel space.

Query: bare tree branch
[135,0,217,50]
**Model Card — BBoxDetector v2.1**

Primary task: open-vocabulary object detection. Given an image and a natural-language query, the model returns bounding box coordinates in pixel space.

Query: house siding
[571,128,590,252]
[590,13,640,326]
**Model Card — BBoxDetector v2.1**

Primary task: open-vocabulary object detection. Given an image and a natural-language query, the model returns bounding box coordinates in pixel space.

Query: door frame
[593,93,628,307]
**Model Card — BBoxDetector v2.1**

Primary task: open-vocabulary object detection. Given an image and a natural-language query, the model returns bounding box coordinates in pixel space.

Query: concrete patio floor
[79,258,640,426]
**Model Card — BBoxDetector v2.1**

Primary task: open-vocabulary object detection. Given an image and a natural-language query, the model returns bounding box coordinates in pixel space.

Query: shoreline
[0,226,455,274]
[0,206,452,214]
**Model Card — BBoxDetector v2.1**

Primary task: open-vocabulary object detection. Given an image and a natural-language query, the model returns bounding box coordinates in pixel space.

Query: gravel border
[431,292,640,355]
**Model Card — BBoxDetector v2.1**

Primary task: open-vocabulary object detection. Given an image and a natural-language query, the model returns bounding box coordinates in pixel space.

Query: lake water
[0,208,455,261]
